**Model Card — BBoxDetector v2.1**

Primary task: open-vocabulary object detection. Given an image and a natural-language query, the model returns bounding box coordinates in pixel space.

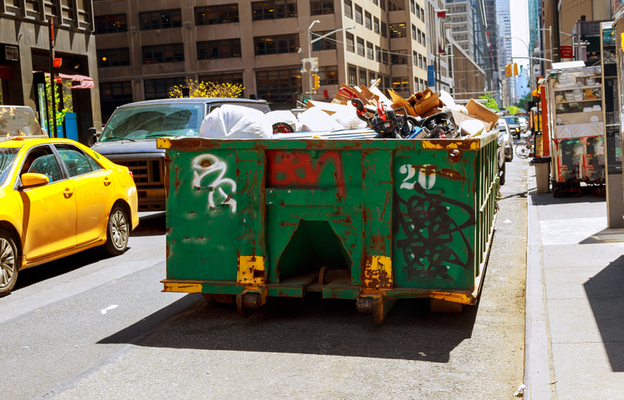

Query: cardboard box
[466,99,499,131]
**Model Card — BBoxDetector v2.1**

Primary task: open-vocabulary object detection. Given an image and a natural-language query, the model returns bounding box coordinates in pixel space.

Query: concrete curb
[524,165,555,399]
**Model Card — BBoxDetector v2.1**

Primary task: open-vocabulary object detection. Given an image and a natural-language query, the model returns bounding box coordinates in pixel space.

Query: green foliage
[516,92,533,111]
[169,80,244,98]
[45,79,73,135]
[479,93,500,111]
[507,106,521,115]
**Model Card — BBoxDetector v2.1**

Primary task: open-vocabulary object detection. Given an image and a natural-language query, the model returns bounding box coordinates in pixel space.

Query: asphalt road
[0,155,528,399]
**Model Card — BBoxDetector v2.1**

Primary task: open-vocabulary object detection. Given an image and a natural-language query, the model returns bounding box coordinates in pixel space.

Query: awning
[40,72,94,89]
[0,66,12,80]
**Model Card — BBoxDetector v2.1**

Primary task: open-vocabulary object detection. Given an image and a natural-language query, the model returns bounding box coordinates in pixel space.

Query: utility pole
[551,0,561,62]
[48,17,57,138]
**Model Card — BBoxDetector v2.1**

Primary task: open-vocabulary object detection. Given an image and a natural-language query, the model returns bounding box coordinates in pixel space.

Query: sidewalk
[525,166,624,399]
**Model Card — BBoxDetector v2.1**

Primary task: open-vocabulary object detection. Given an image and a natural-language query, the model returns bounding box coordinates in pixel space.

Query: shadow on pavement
[99,293,478,363]
[584,255,624,372]
[531,189,606,206]
[131,212,166,237]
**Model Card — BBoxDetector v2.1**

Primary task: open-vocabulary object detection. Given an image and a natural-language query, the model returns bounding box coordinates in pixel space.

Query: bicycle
[515,135,533,159]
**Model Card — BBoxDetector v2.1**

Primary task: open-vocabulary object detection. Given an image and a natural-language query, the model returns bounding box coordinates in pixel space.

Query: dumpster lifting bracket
[356,295,397,324]
[236,288,267,317]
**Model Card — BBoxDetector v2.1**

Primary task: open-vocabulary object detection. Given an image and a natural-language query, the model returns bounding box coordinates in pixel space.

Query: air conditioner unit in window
[0,45,19,61]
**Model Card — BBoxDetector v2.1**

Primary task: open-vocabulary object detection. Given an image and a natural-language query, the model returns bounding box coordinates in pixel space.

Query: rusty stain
[200,158,213,168]
[448,149,463,163]
[438,168,466,181]
[280,221,298,227]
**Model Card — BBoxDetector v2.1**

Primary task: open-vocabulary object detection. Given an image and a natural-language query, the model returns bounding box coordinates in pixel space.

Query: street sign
[560,46,573,58]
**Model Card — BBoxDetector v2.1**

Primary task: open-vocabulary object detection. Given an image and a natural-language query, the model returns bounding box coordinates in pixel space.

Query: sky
[510,0,531,68]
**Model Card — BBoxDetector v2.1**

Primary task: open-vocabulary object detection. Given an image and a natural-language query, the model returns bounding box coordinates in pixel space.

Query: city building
[446,0,474,58]
[0,0,101,142]
[93,0,436,121]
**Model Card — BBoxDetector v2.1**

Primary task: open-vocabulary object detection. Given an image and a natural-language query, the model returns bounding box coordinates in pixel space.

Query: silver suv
[91,98,270,211]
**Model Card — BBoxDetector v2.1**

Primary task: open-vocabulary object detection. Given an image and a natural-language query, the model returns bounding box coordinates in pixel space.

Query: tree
[479,93,500,111]
[507,105,521,115]
[516,92,532,111]
[169,80,244,98]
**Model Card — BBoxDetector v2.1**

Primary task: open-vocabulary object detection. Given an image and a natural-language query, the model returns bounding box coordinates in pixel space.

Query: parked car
[0,134,139,296]
[518,117,528,133]
[502,116,522,138]
[497,119,513,162]
[497,124,508,186]
[91,98,271,211]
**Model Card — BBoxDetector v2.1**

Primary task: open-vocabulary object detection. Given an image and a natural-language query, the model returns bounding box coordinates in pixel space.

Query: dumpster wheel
[236,291,267,317]
[356,296,397,324]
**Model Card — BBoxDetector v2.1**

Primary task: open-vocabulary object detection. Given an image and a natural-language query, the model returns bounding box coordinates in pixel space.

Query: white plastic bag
[296,107,343,132]
[332,104,367,129]
[265,110,297,132]
[199,105,272,139]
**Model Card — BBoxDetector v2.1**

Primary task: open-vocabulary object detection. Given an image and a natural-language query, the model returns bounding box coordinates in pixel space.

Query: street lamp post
[306,22,355,99]
[506,36,533,94]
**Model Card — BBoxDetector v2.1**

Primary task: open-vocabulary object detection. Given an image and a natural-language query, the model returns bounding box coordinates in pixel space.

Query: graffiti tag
[268,151,346,197]
[394,183,475,281]
[192,154,237,213]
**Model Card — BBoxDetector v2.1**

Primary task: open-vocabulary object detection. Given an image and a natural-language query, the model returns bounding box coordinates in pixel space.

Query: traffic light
[505,63,512,77]
[513,63,519,76]
[312,74,320,90]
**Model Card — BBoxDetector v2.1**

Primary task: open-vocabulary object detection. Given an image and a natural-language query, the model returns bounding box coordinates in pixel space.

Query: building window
[354,4,362,24]
[312,31,337,51]
[346,32,355,52]
[413,50,417,66]
[197,39,242,60]
[359,68,367,87]
[392,76,409,90]
[391,50,407,64]
[420,8,424,21]
[142,43,184,64]
[356,37,364,56]
[418,29,422,44]
[365,11,372,30]
[380,0,385,11]
[416,3,420,16]
[376,45,381,62]
[344,0,352,18]
[410,0,415,13]
[389,0,404,11]
[374,17,380,34]
[411,24,416,40]
[98,48,130,67]
[372,0,378,5]
[256,68,301,102]
[100,81,132,122]
[195,4,239,25]
[144,77,186,100]
[319,66,338,85]
[382,51,388,64]
[348,65,357,86]
[95,14,127,34]
[139,9,182,30]
[381,22,387,37]
[254,34,299,55]
[311,0,334,15]
[252,0,297,20]
[390,23,406,38]
[366,42,374,60]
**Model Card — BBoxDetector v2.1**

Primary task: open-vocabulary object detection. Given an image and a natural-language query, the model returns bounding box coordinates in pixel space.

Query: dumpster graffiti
[394,183,475,280]
[268,151,346,197]
[192,153,237,213]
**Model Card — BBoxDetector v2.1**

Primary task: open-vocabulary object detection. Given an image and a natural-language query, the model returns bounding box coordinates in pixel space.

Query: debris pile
[199,79,499,140]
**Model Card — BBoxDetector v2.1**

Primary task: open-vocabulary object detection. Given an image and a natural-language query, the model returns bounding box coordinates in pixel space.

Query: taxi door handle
[103,177,111,186]
[63,188,74,199]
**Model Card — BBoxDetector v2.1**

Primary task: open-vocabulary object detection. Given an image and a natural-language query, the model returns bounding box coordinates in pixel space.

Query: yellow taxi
[0,118,139,296]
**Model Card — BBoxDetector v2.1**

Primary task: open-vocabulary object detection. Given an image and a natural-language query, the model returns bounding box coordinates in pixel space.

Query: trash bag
[199,105,272,139]
[266,110,297,133]
[332,103,368,129]
[296,107,343,132]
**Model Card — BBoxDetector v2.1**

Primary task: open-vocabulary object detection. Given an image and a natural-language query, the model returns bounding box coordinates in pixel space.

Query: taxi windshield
[101,104,203,141]
[0,147,20,186]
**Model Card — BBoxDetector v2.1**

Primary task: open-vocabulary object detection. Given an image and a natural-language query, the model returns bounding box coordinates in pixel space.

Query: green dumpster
[159,131,499,322]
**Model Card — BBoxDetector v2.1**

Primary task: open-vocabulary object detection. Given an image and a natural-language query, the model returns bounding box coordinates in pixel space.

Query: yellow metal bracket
[363,255,393,290]
[237,255,266,285]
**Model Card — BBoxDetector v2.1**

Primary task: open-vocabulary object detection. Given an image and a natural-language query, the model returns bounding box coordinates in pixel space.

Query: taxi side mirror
[87,127,101,147]
[21,173,50,188]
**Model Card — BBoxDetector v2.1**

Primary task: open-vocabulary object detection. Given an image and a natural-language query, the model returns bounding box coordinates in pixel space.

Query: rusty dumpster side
[159,132,499,322]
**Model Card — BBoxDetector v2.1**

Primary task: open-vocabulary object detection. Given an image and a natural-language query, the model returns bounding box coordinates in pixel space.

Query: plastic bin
[159,131,500,322]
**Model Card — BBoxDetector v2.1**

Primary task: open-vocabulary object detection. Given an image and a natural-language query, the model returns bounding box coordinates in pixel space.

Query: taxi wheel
[0,229,18,297]
[104,205,129,256]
